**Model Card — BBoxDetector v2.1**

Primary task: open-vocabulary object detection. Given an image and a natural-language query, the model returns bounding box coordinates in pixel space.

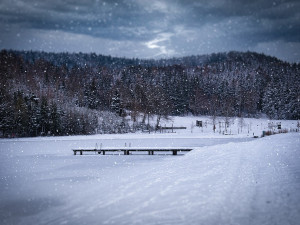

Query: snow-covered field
[0,116,300,225]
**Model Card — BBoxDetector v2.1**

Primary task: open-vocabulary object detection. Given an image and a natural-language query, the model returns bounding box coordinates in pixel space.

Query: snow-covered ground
[152,115,298,137]
[0,116,299,225]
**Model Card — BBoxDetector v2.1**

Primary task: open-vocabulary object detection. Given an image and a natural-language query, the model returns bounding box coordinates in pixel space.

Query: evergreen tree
[40,96,50,135]
[111,90,122,116]
[85,78,99,109]
[13,91,30,136]
[28,95,40,136]
[0,93,13,137]
[49,102,60,135]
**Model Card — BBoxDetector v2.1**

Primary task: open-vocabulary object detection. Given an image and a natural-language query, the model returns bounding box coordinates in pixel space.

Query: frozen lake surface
[0,132,299,225]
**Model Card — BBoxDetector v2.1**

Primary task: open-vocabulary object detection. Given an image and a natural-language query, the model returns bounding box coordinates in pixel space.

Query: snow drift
[0,133,299,225]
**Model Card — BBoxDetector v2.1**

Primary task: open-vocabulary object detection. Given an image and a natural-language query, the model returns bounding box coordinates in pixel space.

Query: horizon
[2,49,293,64]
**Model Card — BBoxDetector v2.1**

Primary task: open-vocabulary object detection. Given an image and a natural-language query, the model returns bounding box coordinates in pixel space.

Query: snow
[0,116,300,225]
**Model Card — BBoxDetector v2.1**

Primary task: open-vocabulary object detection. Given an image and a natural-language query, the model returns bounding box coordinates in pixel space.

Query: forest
[0,50,299,137]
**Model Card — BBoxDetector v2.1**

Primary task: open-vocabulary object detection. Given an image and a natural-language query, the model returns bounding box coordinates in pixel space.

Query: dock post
[74,151,76,155]
[172,150,177,155]
[80,150,83,155]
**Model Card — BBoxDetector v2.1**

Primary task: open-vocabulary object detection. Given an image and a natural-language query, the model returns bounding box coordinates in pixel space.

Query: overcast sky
[0,0,299,62]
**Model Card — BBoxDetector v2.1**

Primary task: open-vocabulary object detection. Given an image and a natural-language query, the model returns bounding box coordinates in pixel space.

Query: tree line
[0,50,299,137]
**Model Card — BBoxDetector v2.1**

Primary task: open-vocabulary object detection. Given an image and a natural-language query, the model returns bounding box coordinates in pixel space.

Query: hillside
[0,50,299,137]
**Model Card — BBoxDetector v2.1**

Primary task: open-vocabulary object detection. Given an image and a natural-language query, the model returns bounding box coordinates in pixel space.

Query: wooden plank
[73,148,192,151]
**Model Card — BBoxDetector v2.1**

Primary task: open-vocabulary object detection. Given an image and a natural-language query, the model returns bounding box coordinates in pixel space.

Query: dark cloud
[0,0,167,41]
[180,0,300,41]
[0,0,299,62]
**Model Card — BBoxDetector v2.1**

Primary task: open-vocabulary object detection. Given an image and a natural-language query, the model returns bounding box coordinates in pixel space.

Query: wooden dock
[73,147,193,156]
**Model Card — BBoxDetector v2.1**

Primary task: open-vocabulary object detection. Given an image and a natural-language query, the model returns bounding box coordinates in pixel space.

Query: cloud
[254,40,300,63]
[0,24,169,59]
[0,0,299,62]
[145,32,176,57]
